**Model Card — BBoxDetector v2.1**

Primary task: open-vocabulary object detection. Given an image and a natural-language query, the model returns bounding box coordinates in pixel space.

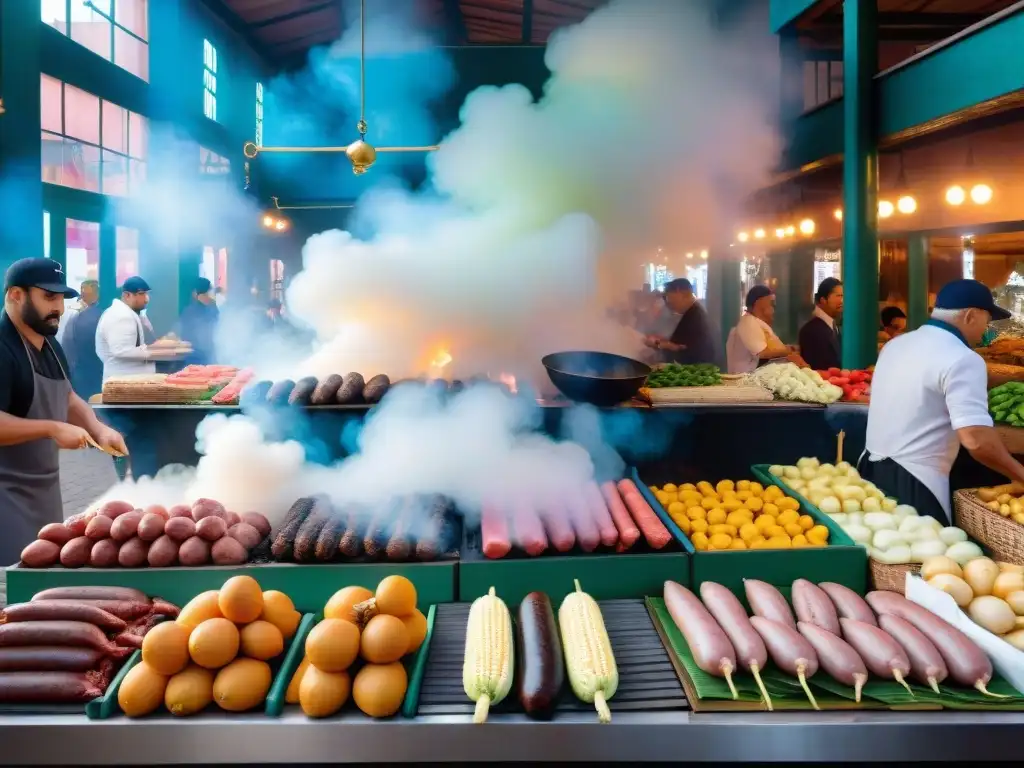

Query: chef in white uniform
[863,279,1024,525]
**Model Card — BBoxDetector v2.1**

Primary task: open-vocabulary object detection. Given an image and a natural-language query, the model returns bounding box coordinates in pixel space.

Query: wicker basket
[645,384,774,404]
[953,489,1024,565]
[869,559,921,594]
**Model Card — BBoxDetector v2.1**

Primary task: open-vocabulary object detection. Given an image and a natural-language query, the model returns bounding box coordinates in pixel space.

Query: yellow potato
[739,523,760,542]
[765,525,786,538]
[736,490,752,502]
[687,506,707,520]
[791,534,810,548]
[663,492,678,505]
[766,535,793,549]
[680,483,696,492]
[677,517,692,535]
[715,480,735,496]
[777,509,799,527]
[649,485,659,493]
[721,499,744,512]
[779,497,800,512]
[696,481,715,497]
[668,501,685,516]
[750,482,764,496]
[691,532,709,551]
[691,519,709,534]
[807,525,830,544]
[729,539,747,550]
[701,496,720,510]
[663,483,678,493]
[761,502,779,517]
[726,511,750,529]
[736,480,751,492]
[709,524,738,537]
[744,497,764,513]
[749,538,769,550]
[680,491,703,506]
[784,523,804,538]
[656,492,670,506]
[754,515,775,531]
[798,514,815,531]
[708,533,733,550]
[707,508,727,525]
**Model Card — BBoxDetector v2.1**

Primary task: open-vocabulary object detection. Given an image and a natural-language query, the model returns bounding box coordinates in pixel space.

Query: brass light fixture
[269,196,355,211]
[242,0,439,175]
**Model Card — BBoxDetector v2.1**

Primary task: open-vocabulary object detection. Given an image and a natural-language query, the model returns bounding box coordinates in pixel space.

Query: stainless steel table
[3,709,1023,764]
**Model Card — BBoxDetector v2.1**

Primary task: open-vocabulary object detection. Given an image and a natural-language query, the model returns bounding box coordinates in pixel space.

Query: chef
[726,285,802,374]
[863,279,1024,525]
[642,278,717,365]
[0,259,127,564]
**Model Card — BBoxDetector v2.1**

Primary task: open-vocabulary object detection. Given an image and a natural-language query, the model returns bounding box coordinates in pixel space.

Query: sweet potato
[0,647,105,673]
[147,535,179,567]
[179,536,211,566]
[85,515,113,541]
[110,511,142,542]
[196,516,227,542]
[99,500,134,519]
[211,536,248,565]
[241,512,271,538]
[228,523,262,551]
[144,504,169,520]
[168,505,192,519]
[164,516,196,542]
[0,671,104,702]
[59,537,92,568]
[137,513,166,542]
[0,621,125,654]
[191,498,226,522]
[0,602,127,632]
[37,523,74,546]
[33,587,148,603]
[89,539,120,568]
[225,511,241,527]
[117,537,149,568]
[20,540,60,568]
[289,376,319,405]
[64,511,95,537]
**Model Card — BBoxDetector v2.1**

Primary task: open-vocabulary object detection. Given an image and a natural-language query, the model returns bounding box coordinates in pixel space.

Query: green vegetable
[646,363,722,388]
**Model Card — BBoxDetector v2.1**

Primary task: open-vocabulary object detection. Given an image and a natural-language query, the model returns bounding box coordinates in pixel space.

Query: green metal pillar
[706,251,742,365]
[841,0,879,369]
[907,234,929,331]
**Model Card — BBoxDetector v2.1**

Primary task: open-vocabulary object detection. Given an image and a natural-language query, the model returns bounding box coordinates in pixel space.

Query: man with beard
[0,259,126,565]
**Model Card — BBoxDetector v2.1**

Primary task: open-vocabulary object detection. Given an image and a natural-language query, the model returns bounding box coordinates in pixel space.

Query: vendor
[642,278,716,365]
[878,306,907,345]
[798,277,843,371]
[726,285,803,374]
[864,279,1024,526]
[0,259,126,565]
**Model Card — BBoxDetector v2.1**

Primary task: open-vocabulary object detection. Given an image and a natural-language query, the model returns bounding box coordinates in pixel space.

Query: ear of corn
[559,578,618,723]
[463,586,514,723]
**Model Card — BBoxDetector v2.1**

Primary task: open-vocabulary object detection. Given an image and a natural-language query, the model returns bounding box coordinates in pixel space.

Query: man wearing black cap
[726,285,801,374]
[864,279,1024,525]
[798,277,843,371]
[0,259,127,565]
[642,278,717,365]
[175,277,219,366]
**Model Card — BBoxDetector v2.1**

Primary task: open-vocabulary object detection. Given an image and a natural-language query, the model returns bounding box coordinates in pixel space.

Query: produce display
[464,582,617,723]
[975,483,1024,525]
[650,478,829,550]
[920,556,1024,649]
[0,587,179,703]
[244,372,392,407]
[269,495,459,564]
[814,368,872,402]
[979,337,1024,367]
[645,363,721,388]
[749,363,843,404]
[20,500,272,569]
[661,576,1005,711]
[101,365,239,404]
[284,576,425,718]
[768,458,981,566]
[478,479,671,558]
[988,382,1024,426]
[117,576,301,717]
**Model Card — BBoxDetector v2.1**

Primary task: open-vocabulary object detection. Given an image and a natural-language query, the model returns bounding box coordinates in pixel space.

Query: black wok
[541,351,652,407]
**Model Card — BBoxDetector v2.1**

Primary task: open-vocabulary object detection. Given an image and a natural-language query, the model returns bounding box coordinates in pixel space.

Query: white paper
[905,573,1024,694]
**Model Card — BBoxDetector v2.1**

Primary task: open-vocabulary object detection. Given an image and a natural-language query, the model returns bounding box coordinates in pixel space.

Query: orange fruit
[218,575,263,624]
[324,586,373,624]
[164,664,215,716]
[176,591,223,633]
[299,665,351,718]
[375,575,417,617]
[305,618,360,673]
[260,590,301,639]
[188,618,240,669]
[352,662,407,718]
[401,609,428,654]
[118,662,168,718]
[286,656,311,704]
[360,614,410,664]
[142,621,191,676]
[239,620,285,661]
[213,658,272,712]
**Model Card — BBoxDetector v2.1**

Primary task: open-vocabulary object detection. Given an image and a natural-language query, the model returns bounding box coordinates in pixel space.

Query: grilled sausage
[336,372,365,404]
[0,646,105,673]
[601,481,640,548]
[310,374,344,405]
[293,499,332,562]
[414,497,446,561]
[617,479,672,549]
[362,374,391,404]
[797,621,868,702]
[0,601,127,632]
[877,613,948,693]
[266,379,296,406]
[288,376,319,405]
[744,579,796,629]
[512,505,549,557]
[819,582,878,626]
[584,483,619,548]
[0,671,104,702]
[271,497,316,561]
[58,600,151,621]
[538,504,575,553]
[481,505,512,559]
[664,581,738,696]
[362,502,395,559]
[839,618,912,691]
[792,579,841,635]
[338,511,365,559]
[566,494,600,553]
[0,621,127,655]
[517,592,564,720]
[315,515,347,562]
[385,502,413,561]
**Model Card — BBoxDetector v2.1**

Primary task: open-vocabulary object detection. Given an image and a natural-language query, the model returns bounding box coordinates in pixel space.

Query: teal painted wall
[770,0,821,33]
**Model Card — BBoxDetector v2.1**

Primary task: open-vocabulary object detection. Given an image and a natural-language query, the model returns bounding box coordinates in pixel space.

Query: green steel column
[841,0,879,369]
[771,248,794,343]
[907,234,929,330]
[705,252,741,365]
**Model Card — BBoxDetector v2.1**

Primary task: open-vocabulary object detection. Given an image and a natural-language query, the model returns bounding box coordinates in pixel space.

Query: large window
[203,39,218,121]
[41,0,149,82]
[66,219,100,309]
[803,60,843,112]
[255,82,264,146]
[116,227,140,286]
[41,74,148,196]
[199,146,230,175]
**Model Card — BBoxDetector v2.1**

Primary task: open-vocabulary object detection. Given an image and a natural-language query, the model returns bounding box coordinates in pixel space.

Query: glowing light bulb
[878,200,894,218]
[738,231,749,243]
[775,228,785,238]
[833,208,843,221]
[897,195,917,214]
[275,220,286,231]
[686,252,693,259]
[754,228,766,239]
[699,250,708,260]
[945,185,966,206]
[262,215,274,227]
[970,184,993,204]
[798,218,815,236]
[785,225,795,236]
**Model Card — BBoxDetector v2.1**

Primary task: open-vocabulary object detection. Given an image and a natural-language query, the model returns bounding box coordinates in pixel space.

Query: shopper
[798,277,843,371]
[176,277,219,366]
[879,306,907,344]
[863,279,1024,525]
[0,259,126,564]
[643,278,716,365]
[62,284,104,400]
[726,285,800,374]
[56,279,98,344]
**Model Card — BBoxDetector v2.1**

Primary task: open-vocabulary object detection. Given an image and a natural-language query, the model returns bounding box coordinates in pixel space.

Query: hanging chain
[356,0,367,138]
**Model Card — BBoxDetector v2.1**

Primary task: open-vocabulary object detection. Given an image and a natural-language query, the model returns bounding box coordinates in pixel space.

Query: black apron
[857,455,951,527]
[0,337,71,565]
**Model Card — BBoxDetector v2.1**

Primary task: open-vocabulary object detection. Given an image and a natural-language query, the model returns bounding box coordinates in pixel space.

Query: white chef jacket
[96,298,156,380]
[726,313,782,374]
[865,321,993,518]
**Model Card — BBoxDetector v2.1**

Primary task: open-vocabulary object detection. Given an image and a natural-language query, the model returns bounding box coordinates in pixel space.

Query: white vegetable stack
[768,457,982,566]
[922,556,1024,650]
[749,363,843,404]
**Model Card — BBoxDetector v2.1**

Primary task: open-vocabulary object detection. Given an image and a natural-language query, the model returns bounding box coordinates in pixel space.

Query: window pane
[201,246,215,281]
[115,0,148,41]
[64,85,101,145]
[129,158,146,192]
[128,111,148,158]
[66,219,100,311]
[70,2,112,61]
[44,211,51,260]
[51,138,102,192]
[116,226,140,286]
[42,132,65,184]
[102,150,129,196]
[102,101,128,153]
[41,0,68,35]
[40,75,63,133]
[115,27,149,82]
[217,247,229,293]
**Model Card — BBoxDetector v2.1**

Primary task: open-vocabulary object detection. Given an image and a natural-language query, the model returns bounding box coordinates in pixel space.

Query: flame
[497,372,517,394]
[429,348,453,370]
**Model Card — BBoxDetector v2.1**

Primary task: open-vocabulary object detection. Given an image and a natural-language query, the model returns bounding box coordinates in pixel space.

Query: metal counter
[2,710,1023,764]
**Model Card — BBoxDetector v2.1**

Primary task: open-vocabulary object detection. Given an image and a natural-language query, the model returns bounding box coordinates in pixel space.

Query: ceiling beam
[247,2,336,30]
[196,0,276,65]
[522,0,534,43]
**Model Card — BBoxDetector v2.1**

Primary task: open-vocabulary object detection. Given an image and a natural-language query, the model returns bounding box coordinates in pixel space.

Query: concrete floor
[0,449,119,606]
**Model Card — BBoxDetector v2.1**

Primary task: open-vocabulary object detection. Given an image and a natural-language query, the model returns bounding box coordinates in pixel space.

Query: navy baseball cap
[4,258,78,298]
[935,279,1010,321]
[121,276,151,293]
[194,277,212,295]
[745,284,774,311]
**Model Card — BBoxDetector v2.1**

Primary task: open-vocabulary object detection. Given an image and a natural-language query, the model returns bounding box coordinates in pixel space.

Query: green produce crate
[85,650,142,720]
[5,561,456,614]
[264,613,318,717]
[634,467,867,601]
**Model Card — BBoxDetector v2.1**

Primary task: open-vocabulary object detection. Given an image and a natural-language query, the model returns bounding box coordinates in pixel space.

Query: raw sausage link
[748,616,819,677]
[271,497,315,560]
[617,479,672,549]
[797,621,868,700]
[664,581,737,680]
[744,580,796,629]
[0,646,104,673]
[865,591,992,688]
[877,613,948,692]
[512,505,548,557]
[538,504,576,553]
[601,481,640,548]
[820,582,877,626]
[584,483,619,548]
[0,671,103,702]
[699,582,767,671]
[0,621,126,655]
[0,601,127,632]
[517,592,565,720]
[566,494,601,553]
[792,579,841,635]
[481,505,512,559]
[33,587,149,604]
[56,600,151,621]
[839,618,911,682]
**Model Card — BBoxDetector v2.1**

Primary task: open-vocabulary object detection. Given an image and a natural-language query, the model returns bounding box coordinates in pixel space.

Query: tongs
[85,434,128,458]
